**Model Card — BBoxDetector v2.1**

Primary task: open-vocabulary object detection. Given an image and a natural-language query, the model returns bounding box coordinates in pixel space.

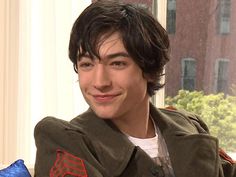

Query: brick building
[165,0,236,96]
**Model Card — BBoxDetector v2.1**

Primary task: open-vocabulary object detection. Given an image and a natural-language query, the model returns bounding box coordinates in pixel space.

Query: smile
[92,94,120,103]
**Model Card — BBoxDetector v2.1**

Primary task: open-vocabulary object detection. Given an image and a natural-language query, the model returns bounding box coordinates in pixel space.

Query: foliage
[165,90,236,152]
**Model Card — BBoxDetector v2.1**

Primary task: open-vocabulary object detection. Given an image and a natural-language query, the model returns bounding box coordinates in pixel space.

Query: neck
[112,100,155,139]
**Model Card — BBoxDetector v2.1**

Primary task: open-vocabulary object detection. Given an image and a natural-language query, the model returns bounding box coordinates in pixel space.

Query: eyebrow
[79,52,130,60]
[105,52,130,59]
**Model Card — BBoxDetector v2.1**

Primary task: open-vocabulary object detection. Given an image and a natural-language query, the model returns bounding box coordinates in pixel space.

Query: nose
[93,64,111,90]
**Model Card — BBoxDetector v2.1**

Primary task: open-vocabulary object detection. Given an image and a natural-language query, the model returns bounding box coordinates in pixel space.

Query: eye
[78,61,94,71]
[110,61,127,69]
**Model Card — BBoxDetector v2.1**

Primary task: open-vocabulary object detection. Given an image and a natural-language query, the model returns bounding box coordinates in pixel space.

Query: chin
[94,112,114,119]
[88,103,119,119]
[91,108,117,119]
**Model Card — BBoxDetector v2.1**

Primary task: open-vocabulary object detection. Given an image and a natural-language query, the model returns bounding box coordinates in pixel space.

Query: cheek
[122,68,147,91]
[124,74,148,95]
[78,74,89,90]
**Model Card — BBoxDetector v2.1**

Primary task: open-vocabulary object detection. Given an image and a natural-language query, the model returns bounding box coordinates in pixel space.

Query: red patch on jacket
[50,149,88,177]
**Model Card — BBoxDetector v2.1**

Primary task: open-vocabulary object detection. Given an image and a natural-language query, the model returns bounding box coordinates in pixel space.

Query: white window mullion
[153,0,167,108]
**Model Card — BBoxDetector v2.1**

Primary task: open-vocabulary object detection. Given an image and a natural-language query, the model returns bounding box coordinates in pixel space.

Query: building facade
[165,0,236,96]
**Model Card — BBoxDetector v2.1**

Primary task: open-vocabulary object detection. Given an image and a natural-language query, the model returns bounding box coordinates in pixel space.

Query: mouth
[92,94,120,103]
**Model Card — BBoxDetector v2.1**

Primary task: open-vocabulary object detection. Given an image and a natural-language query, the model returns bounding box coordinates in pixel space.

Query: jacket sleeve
[185,111,236,177]
[34,117,105,177]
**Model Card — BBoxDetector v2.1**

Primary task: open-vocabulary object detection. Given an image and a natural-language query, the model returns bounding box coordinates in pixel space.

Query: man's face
[77,32,150,120]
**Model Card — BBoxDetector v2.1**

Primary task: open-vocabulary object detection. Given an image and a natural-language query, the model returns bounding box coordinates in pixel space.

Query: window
[181,58,196,91]
[215,59,229,93]
[167,0,176,34]
[166,0,236,158]
[217,0,231,34]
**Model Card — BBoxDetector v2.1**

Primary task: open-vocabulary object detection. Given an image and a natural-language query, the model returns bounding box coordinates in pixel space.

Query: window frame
[166,0,176,34]
[217,0,231,34]
[214,58,230,93]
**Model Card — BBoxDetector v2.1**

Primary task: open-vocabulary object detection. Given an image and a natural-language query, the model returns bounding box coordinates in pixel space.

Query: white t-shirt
[127,133,159,158]
[127,124,175,177]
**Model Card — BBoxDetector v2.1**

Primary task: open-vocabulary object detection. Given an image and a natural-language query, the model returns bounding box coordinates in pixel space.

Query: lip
[92,94,120,103]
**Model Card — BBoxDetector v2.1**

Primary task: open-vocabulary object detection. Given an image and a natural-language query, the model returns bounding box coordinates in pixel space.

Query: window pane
[215,59,229,93]
[181,58,196,91]
[167,0,176,34]
[218,0,231,34]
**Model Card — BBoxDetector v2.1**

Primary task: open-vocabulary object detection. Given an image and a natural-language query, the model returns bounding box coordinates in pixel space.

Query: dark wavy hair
[69,0,170,96]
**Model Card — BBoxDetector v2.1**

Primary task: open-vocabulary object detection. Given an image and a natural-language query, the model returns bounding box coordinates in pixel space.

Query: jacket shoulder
[34,116,88,153]
[34,117,98,176]
[159,107,210,133]
[34,117,84,137]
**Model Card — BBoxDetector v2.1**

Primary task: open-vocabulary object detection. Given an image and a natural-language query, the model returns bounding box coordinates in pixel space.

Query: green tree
[165,90,236,152]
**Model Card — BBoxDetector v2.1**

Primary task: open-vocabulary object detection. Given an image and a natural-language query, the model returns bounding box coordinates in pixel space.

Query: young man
[34,1,236,177]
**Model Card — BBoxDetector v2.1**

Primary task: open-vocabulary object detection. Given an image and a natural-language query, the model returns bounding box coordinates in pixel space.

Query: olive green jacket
[34,104,236,177]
